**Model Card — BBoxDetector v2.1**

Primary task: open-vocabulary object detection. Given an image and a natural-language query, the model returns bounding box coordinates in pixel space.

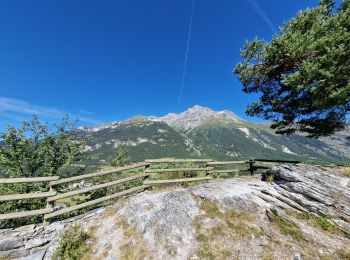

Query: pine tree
[234,0,350,137]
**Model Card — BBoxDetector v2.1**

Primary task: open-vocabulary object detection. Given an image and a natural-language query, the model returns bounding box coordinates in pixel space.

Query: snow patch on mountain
[250,136,276,150]
[183,136,201,156]
[112,138,157,148]
[282,146,296,155]
[238,127,250,136]
[79,124,114,133]
[238,126,276,150]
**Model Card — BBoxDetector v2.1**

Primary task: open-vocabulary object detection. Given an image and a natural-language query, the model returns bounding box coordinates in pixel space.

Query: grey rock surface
[0,238,24,251]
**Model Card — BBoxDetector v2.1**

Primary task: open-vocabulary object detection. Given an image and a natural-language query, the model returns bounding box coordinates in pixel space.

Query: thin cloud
[0,97,65,117]
[77,109,95,116]
[245,0,277,34]
[0,97,99,125]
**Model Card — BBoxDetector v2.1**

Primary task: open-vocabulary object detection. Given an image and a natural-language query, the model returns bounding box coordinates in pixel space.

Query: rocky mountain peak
[80,105,243,133]
[158,105,243,130]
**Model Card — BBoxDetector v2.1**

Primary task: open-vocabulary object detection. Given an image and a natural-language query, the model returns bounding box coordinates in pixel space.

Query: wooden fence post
[205,162,209,177]
[205,161,210,182]
[249,160,254,176]
[44,183,55,226]
[144,162,151,190]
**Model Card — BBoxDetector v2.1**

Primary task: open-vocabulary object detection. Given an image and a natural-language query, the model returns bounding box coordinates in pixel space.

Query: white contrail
[177,0,196,112]
[245,0,276,33]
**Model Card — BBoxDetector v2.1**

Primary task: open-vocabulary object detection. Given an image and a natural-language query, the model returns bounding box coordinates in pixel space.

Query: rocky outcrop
[0,164,349,259]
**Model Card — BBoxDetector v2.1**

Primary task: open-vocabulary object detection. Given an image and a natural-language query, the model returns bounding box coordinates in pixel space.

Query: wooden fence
[0,176,59,221]
[0,158,297,225]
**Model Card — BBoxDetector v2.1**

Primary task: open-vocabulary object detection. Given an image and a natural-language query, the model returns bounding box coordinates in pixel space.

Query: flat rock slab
[190,177,272,213]
[118,189,200,259]
[0,238,24,251]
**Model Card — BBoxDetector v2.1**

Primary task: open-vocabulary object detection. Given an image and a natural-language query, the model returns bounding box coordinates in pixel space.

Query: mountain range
[79,105,350,165]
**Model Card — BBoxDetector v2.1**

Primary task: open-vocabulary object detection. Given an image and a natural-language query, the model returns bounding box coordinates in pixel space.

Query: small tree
[0,115,85,178]
[109,148,129,167]
[234,0,350,137]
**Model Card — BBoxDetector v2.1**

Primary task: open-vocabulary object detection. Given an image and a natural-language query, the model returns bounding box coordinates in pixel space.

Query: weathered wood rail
[0,176,58,221]
[0,158,299,225]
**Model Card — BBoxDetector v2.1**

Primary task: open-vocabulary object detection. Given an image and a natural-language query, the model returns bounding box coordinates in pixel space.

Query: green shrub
[0,115,87,227]
[53,225,91,260]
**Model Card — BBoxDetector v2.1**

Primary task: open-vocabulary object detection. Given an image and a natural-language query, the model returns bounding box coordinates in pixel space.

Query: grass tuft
[199,199,262,239]
[268,213,305,242]
[53,225,91,260]
[259,246,274,260]
[294,212,338,233]
[316,216,337,232]
[342,167,350,178]
[117,219,149,259]
[194,199,263,259]
[221,249,232,257]
[200,199,222,218]
[337,248,350,260]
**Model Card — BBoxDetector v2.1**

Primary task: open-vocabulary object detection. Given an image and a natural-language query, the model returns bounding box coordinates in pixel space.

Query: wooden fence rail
[0,176,59,184]
[44,185,149,220]
[0,158,299,225]
[0,176,58,221]
[50,162,150,186]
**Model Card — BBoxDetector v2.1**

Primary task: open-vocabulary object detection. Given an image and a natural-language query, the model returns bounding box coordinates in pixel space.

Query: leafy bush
[0,115,86,178]
[53,225,91,260]
[0,115,87,227]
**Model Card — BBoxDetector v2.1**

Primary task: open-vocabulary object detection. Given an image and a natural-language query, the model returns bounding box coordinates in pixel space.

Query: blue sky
[0,0,320,129]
